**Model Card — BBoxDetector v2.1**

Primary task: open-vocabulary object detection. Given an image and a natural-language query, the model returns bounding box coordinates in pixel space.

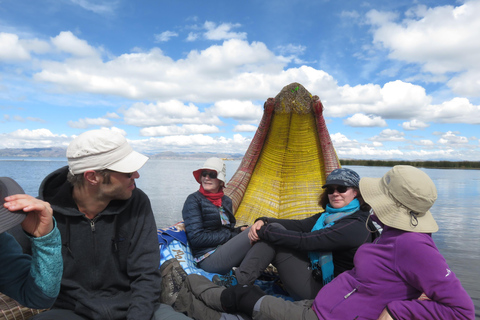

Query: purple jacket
[313,226,474,320]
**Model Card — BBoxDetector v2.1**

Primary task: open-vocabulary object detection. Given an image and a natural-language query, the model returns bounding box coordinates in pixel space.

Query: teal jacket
[0,225,62,309]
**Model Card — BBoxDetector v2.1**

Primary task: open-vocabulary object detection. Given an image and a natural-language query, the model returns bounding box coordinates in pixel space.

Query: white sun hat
[67,129,148,175]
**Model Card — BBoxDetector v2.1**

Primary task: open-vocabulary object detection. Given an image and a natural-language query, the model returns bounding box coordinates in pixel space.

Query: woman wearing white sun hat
[182,158,250,275]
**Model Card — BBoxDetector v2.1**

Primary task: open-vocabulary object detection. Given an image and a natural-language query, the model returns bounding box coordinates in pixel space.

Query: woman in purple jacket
[173,165,475,320]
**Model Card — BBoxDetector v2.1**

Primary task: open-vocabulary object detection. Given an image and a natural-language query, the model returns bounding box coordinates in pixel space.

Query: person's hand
[240,225,249,232]
[4,194,54,237]
[248,220,265,243]
[376,308,393,320]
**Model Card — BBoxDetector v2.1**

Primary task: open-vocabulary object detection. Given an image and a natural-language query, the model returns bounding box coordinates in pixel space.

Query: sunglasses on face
[103,170,135,178]
[326,185,349,194]
[201,171,217,179]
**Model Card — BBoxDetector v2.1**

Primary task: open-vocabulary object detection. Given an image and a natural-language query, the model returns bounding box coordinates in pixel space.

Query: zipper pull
[90,220,96,232]
[344,287,357,299]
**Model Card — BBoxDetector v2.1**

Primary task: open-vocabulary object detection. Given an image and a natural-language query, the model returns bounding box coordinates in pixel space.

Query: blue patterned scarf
[308,198,360,285]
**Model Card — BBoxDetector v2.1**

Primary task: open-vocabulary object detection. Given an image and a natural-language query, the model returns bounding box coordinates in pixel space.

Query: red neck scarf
[199,185,224,207]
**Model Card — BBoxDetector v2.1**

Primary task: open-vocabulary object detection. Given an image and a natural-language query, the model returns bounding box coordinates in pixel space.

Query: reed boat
[225,82,340,225]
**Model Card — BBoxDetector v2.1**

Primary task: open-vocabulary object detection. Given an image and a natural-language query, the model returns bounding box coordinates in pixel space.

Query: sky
[1,0,480,161]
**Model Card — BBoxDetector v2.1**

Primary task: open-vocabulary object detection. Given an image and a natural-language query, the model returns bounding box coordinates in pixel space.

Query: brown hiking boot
[159,258,188,305]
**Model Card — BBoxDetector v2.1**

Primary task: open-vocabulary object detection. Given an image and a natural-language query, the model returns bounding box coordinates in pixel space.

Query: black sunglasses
[103,170,135,178]
[201,171,217,179]
[326,185,349,194]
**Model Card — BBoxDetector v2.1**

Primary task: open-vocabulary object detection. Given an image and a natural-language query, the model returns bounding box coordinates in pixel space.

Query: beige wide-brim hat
[359,165,439,233]
[193,157,226,184]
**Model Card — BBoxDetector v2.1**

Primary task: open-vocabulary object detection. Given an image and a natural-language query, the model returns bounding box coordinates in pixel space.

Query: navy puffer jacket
[182,191,240,258]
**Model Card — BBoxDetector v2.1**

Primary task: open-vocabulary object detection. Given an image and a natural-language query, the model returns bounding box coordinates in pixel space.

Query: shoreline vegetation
[1,148,479,169]
[340,159,480,170]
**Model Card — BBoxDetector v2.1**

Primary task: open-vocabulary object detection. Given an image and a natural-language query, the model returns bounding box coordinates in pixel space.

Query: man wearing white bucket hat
[1,177,62,309]
[25,129,191,320]
[163,165,474,320]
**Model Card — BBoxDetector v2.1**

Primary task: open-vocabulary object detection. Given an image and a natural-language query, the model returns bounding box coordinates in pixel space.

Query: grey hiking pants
[197,227,253,274]
[198,223,322,300]
[234,223,323,300]
[176,274,318,320]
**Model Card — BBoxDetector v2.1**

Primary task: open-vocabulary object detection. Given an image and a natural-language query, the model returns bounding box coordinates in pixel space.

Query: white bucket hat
[67,129,149,175]
[359,165,438,233]
[193,157,226,184]
[0,177,27,234]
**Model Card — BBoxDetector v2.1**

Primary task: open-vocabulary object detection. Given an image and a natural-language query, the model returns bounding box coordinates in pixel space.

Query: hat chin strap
[409,211,419,228]
[365,213,378,234]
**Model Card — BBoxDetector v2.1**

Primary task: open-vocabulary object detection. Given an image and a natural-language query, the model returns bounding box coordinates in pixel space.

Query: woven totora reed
[0,293,47,320]
[225,82,340,226]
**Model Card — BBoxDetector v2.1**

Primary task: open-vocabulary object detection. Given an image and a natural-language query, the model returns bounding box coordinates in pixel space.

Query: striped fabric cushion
[0,293,46,320]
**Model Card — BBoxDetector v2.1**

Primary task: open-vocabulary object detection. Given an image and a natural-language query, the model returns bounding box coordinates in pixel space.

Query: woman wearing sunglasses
[230,167,379,300]
[182,157,250,275]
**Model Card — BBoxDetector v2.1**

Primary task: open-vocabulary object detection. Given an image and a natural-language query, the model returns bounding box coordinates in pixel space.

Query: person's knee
[268,222,286,229]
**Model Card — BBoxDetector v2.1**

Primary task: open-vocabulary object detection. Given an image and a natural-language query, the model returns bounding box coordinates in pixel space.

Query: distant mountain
[0,148,244,160]
[0,147,67,158]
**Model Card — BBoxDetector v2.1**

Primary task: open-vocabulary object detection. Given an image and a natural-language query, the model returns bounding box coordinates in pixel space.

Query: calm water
[2,158,479,318]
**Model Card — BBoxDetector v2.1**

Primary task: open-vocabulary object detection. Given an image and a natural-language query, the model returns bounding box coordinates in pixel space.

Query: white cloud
[437,131,469,145]
[340,10,360,19]
[412,139,435,146]
[203,21,247,40]
[0,129,70,148]
[2,114,46,123]
[0,33,31,61]
[421,98,480,124]
[123,100,223,127]
[366,1,480,97]
[69,0,117,14]
[326,80,432,119]
[208,100,263,121]
[401,119,429,130]
[140,124,220,137]
[276,44,307,56]
[330,132,360,148]
[338,145,404,159]
[105,112,120,119]
[51,31,99,57]
[68,117,113,129]
[130,133,252,154]
[155,31,179,42]
[369,129,405,142]
[344,113,387,127]
[186,32,199,42]
[233,124,257,132]
[28,31,480,129]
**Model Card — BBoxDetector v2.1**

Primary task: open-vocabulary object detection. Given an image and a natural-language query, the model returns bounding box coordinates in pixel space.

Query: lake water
[1,158,479,318]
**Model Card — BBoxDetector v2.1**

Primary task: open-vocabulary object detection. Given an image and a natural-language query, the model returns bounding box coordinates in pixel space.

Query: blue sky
[1,0,480,160]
